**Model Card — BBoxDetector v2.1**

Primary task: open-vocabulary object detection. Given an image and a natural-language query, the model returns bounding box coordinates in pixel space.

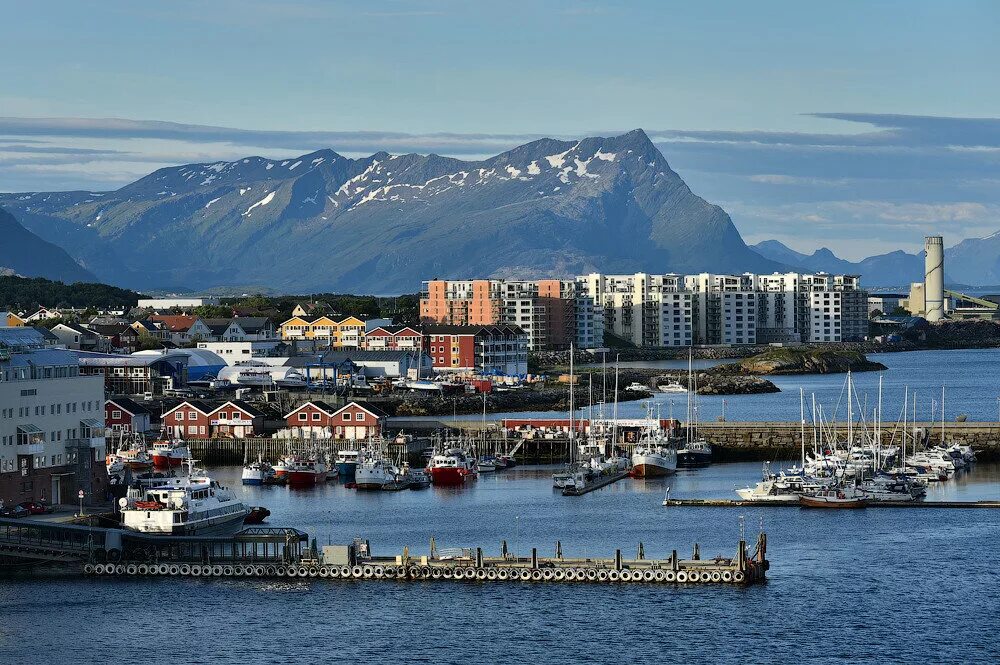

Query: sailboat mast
[876,374,883,471]
[903,386,908,465]
[612,355,620,450]
[941,384,945,444]
[799,387,805,468]
[568,343,575,463]
[847,370,853,449]
[811,393,817,455]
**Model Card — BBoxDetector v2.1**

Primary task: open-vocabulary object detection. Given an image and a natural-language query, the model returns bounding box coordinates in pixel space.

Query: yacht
[120,470,249,535]
[657,381,688,393]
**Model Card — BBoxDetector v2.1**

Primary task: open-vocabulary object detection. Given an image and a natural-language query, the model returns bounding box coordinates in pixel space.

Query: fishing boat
[119,466,249,534]
[279,453,329,486]
[241,457,275,486]
[799,485,868,509]
[478,456,498,472]
[355,452,406,490]
[498,454,517,468]
[427,448,478,486]
[676,439,713,468]
[631,424,677,478]
[150,439,191,468]
[335,450,360,480]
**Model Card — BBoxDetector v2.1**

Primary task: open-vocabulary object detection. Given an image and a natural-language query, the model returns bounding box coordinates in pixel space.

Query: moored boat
[799,486,868,509]
[120,468,249,535]
[241,458,275,486]
[336,449,360,481]
[427,448,478,486]
[151,439,191,468]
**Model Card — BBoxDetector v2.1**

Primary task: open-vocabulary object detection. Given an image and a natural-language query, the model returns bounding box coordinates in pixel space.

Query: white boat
[736,479,801,503]
[631,431,677,477]
[624,382,649,392]
[120,469,249,534]
[241,458,274,485]
[355,452,405,490]
[477,456,498,472]
[657,381,688,393]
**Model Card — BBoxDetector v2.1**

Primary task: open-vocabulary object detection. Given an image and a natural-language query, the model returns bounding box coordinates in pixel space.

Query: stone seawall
[697,422,1000,462]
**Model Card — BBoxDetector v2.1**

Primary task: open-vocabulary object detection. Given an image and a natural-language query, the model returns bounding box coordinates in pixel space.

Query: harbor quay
[0,517,768,586]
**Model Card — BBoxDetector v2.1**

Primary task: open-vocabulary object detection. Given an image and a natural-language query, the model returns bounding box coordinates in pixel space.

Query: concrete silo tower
[924,235,944,321]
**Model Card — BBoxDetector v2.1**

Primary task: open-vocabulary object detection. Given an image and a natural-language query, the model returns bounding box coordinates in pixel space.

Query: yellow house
[278,316,315,339]
[334,316,364,348]
[278,315,366,348]
[5,312,26,327]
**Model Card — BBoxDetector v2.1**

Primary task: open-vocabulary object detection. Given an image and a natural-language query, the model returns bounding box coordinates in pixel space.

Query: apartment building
[420,279,603,350]
[422,324,529,376]
[0,327,108,506]
[577,273,693,347]
[579,271,868,347]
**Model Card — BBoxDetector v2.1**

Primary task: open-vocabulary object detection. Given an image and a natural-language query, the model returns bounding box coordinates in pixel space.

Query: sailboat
[676,350,712,467]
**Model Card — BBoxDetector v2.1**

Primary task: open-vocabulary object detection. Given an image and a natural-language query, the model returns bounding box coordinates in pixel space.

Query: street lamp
[77,489,85,518]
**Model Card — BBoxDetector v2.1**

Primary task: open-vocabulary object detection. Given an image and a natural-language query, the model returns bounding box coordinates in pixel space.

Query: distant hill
[0,129,782,293]
[751,240,924,288]
[0,206,98,283]
[0,275,143,310]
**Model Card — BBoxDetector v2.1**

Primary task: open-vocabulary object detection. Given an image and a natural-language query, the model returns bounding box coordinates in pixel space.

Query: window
[175,412,183,421]
[298,413,308,421]
[199,426,206,435]
[355,413,364,422]
[343,413,351,422]
[312,413,321,421]
[218,412,228,420]
[188,412,197,420]
[188,425,197,435]
[112,410,121,419]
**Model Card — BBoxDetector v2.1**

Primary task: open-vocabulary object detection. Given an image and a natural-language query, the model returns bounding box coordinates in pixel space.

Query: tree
[135,332,164,351]
[890,306,909,317]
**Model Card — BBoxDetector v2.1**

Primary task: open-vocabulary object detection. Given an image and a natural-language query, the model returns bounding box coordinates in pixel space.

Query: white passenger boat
[120,469,249,535]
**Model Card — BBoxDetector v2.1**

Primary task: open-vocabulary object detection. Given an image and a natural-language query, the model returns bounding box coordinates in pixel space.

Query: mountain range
[2,127,999,293]
[752,236,1000,289]
[0,130,780,293]
[0,206,97,283]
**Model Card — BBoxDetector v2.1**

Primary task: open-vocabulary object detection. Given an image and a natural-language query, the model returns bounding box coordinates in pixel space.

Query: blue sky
[2,0,999,258]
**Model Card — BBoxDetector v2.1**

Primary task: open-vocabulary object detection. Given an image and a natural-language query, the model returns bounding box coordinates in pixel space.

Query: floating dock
[0,518,768,585]
[663,498,1000,508]
[562,471,631,496]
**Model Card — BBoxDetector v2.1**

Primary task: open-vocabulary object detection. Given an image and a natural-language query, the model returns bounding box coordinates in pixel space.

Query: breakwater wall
[695,421,1000,462]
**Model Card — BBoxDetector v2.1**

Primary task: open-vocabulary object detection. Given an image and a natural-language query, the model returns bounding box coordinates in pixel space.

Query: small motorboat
[657,381,688,393]
[243,506,271,524]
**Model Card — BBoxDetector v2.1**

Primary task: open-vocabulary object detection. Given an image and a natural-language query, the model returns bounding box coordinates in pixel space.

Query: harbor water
[2,461,999,663]
[491,348,1000,423]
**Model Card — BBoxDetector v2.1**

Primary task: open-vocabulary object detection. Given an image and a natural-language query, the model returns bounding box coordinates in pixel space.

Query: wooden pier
[663,498,1000,508]
[0,518,768,586]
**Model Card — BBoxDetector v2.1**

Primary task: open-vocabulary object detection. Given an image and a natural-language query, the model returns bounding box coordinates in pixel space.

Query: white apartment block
[0,327,108,506]
[137,297,220,310]
[579,271,867,347]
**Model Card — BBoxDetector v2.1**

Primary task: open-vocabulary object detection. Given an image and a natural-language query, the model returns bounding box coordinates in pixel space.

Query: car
[16,501,55,515]
[0,504,30,519]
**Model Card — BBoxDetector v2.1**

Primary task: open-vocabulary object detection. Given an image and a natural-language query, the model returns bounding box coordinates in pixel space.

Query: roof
[319,349,426,363]
[150,315,199,332]
[56,321,95,336]
[0,327,48,350]
[106,396,151,417]
[0,348,80,367]
[162,400,217,417]
[284,399,339,419]
[422,324,526,336]
[332,401,389,419]
[76,350,189,367]
[32,326,60,342]
[202,319,235,335]
[88,323,137,337]
[366,325,421,336]
[234,317,271,333]
[218,399,266,418]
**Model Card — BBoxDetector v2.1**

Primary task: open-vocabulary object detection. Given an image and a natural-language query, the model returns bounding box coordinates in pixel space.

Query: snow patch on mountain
[243,191,275,216]
[204,197,221,209]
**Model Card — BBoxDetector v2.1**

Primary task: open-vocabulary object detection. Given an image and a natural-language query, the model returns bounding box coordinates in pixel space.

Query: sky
[1,0,999,259]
